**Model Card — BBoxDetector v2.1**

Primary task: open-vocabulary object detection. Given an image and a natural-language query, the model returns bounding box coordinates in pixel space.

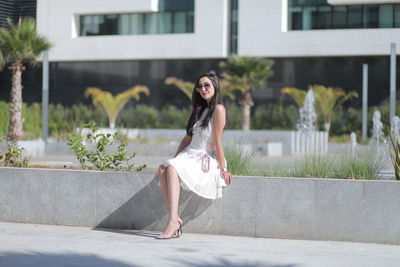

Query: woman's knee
[157,165,166,178]
[166,165,177,176]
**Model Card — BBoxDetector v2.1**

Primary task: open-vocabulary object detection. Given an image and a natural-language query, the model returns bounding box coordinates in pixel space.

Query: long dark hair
[186,72,223,136]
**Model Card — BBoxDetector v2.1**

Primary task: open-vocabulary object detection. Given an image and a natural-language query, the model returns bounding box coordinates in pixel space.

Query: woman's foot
[158,220,182,239]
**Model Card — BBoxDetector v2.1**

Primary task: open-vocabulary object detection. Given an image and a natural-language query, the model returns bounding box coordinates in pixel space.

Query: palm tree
[310,85,358,132]
[219,56,274,130]
[0,18,52,140]
[282,85,358,132]
[85,86,150,129]
[164,76,237,102]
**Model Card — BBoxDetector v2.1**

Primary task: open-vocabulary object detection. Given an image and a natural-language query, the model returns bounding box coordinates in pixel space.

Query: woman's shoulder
[214,104,226,113]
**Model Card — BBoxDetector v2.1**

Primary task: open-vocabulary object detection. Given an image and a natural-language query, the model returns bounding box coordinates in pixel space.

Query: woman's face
[196,77,215,102]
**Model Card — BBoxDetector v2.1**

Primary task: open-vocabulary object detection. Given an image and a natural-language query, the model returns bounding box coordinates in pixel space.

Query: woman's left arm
[213,104,233,185]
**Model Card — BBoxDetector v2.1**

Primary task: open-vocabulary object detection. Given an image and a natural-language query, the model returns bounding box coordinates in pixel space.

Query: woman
[157,72,233,239]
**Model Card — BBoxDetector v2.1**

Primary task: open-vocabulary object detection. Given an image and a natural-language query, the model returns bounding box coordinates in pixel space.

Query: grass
[224,142,253,175]
[291,151,384,179]
[227,147,385,179]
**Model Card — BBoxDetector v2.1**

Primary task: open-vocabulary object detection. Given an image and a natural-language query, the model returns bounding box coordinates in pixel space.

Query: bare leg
[157,165,182,225]
[159,166,182,238]
[157,165,170,210]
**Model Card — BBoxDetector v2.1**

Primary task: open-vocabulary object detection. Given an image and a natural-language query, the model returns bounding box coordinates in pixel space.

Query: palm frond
[0,18,52,63]
[309,84,358,128]
[281,87,306,107]
[164,77,193,100]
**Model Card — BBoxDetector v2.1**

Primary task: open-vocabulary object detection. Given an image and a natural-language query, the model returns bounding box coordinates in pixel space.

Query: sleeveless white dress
[162,108,227,199]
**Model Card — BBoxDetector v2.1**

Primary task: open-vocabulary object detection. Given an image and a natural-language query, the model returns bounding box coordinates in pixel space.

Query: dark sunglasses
[196,82,212,89]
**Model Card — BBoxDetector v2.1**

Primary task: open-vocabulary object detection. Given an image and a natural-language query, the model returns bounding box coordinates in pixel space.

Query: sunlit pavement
[0,222,399,267]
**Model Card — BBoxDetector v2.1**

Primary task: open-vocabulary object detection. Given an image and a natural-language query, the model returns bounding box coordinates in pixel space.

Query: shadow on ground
[95,176,213,232]
[173,258,298,267]
[0,252,138,267]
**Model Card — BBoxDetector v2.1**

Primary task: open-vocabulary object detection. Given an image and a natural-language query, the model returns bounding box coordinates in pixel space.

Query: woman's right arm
[174,135,192,157]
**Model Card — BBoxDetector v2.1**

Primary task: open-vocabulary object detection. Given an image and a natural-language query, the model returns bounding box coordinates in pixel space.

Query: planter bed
[0,167,399,245]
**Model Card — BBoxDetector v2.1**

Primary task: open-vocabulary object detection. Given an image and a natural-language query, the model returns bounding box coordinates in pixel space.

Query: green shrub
[159,105,188,129]
[0,101,9,136]
[48,103,72,137]
[226,103,242,129]
[22,103,41,139]
[118,104,159,128]
[68,121,146,172]
[0,137,31,168]
[252,104,298,130]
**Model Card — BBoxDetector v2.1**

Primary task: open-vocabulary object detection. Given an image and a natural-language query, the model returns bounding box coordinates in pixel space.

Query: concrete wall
[37,0,229,61]
[239,0,400,57]
[0,168,399,245]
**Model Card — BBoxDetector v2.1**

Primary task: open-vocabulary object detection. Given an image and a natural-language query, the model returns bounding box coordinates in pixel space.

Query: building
[0,0,399,108]
[0,0,36,28]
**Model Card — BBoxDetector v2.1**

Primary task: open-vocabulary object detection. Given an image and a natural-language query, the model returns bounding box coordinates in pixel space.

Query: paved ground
[0,222,399,267]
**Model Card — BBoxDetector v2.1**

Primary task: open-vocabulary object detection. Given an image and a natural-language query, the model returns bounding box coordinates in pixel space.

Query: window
[79,0,195,36]
[379,5,393,28]
[348,5,362,29]
[229,0,238,54]
[332,6,346,29]
[288,0,400,30]
[363,5,378,28]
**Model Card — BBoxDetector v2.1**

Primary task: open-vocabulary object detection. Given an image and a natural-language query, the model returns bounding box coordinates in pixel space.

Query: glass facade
[288,0,400,30]
[2,57,398,110]
[80,0,194,36]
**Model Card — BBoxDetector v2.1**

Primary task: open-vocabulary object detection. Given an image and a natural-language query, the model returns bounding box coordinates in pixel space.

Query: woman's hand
[220,170,233,185]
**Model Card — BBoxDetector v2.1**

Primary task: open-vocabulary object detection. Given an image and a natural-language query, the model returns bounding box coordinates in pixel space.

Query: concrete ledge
[0,167,399,245]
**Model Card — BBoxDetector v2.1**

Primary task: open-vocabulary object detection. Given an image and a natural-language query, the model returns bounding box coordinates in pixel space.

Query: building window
[288,0,400,30]
[229,0,238,54]
[79,0,194,36]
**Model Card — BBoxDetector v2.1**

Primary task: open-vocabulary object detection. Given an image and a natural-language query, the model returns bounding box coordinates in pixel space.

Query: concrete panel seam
[361,181,366,242]
[254,182,258,238]
[312,179,315,241]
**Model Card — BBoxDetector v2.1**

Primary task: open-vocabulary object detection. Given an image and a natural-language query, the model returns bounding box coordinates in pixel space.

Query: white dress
[162,108,227,199]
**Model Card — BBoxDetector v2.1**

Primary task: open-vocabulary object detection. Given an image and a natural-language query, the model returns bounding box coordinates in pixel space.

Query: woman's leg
[159,165,182,238]
[157,165,170,210]
[158,165,183,225]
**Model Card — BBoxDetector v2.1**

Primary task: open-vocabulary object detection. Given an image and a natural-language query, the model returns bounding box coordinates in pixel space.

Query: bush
[225,104,242,129]
[159,105,188,129]
[48,104,72,138]
[0,137,31,168]
[118,104,159,128]
[252,104,298,130]
[68,121,146,172]
[0,102,9,136]
[22,103,41,139]
[330,108,362,137]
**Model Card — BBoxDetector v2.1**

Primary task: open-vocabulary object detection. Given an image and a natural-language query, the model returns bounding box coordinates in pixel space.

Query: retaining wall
[0,168,399,245]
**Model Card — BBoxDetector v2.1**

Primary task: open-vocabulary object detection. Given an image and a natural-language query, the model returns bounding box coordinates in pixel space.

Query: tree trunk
[109,114,116,129]
[242,91,254,131]
[324,122,331,134]
[8,62,25,140]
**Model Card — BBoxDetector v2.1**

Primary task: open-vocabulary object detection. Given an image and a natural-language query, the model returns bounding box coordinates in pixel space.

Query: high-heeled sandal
[172,222,183,238]
[157,221,183,240]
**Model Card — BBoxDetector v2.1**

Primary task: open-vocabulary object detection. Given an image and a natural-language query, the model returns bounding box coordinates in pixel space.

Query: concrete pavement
[0,222,399,267]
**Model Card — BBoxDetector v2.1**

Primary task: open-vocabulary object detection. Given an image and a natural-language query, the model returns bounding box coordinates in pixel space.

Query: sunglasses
[196,82,212,90]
